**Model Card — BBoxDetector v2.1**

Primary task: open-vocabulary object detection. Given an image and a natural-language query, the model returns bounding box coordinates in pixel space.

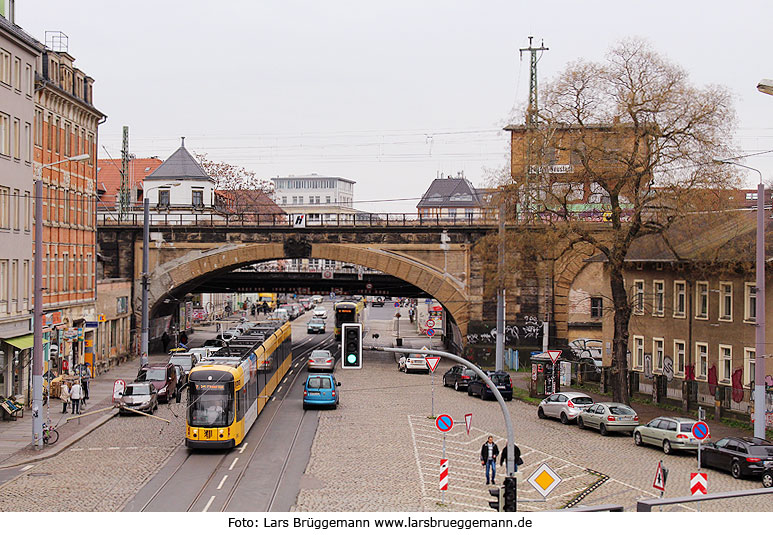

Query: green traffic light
[347,354,357,364]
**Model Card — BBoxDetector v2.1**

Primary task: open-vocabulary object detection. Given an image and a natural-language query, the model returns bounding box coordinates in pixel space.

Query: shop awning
[4,334,34,350]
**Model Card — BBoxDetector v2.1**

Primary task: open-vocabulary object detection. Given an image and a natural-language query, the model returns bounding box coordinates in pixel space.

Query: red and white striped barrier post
[440,458,449,502]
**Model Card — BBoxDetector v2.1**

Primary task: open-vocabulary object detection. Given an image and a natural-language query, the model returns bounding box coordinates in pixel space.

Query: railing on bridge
[97,211,501,228]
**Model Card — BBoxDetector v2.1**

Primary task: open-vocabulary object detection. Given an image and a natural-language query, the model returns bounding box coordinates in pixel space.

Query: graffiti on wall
[465,316,544,345]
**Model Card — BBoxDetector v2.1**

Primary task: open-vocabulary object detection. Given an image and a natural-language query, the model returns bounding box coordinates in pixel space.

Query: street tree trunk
[609,259,631,404]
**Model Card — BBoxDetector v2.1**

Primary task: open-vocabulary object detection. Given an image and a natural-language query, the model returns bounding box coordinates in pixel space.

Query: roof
[416,178,486,208]
[272,174,355,185]
[0,16,44,54]
[145,139,212,182]
[216,189,285,215]
[96,158,164,199]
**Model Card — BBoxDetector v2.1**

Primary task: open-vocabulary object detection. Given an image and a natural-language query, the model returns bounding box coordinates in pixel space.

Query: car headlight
[159,387,167,394]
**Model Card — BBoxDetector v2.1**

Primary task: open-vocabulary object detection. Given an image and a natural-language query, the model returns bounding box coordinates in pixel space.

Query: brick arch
[552,242,600,340]
[146,242,471,336]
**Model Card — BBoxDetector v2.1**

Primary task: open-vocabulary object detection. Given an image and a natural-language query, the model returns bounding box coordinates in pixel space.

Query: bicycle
[42,421,59,446]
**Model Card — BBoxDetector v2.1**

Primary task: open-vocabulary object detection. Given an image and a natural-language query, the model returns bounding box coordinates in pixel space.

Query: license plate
[497,386,507,390]
[308,392,319,396]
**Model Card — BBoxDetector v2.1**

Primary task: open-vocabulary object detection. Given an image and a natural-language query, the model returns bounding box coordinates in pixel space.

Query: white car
[307,349,335,371]
[188,347,211,364]
[311,295,324,304]
[398,354,429,374]
[313,307,328,319]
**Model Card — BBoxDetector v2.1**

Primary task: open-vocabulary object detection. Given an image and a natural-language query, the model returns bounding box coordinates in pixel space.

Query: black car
[467,371,513,401]
[443,365,475,391]
[701,437,773,479]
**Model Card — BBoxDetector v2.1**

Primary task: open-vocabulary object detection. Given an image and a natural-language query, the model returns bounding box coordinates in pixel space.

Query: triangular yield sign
[425,356,441,373]
[652,461,665,491]
[547,350,562,364]
[464,413,472,435]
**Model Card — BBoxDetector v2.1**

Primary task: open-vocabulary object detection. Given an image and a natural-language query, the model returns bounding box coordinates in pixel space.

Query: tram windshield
[188,381,234,427]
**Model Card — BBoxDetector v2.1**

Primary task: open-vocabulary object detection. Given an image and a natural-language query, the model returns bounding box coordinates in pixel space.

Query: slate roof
[416,178,486,208]
[145,140,212,182]
[0,15,44,53]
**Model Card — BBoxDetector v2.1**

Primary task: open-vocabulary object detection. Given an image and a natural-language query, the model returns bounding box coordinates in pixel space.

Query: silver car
[633,416,700,454]
[117,382,158,415]
[577,402,639,435]
[537,392,594,424]
[307,349,334,371]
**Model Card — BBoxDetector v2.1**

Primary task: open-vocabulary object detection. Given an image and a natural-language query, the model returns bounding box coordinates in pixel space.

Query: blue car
[303,374,340,410]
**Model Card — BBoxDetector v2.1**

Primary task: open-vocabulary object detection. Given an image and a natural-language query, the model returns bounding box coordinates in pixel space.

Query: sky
[19,0,773,213]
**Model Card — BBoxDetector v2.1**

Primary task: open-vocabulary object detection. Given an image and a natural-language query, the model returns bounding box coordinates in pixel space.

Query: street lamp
[140,183,181,364]
[32,153,90,448]
[757,79,773,96]
[715,158,766,439]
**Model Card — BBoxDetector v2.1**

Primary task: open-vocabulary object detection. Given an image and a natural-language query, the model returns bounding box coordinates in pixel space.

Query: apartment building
[272,174,357,221]
[0,14,40,399]
[416,173,494,220]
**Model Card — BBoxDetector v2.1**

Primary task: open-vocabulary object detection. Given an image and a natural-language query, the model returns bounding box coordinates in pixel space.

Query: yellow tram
[185,321,292,449]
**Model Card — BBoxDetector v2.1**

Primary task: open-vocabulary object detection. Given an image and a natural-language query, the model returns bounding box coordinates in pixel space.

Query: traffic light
[488,486,503,511]
[341,323,362,369]
[503,476,517,512]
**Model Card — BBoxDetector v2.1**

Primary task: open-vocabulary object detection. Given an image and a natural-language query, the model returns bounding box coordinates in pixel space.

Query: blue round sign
[435,414,453,432]
[426,328,435,337]
[394,301,400,308]
[691,421,709,440]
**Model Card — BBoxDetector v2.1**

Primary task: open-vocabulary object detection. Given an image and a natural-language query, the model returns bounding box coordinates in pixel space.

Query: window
[24,122,30,162]
[117,296,128,314]
[12,117,19,159]
[54,116,60,153]
[326,196,331,204]
[12,57,20,91]
[674,340,686,378]
[298,196,304,204]
[448,208,457,218]
[744,282,757,323]
[10,259,17,310]
[0,260,7,313]
[64,122,71,156]
[86,253,92,290]
[23,260,29,307]
[719,282,732,321]
[719,345,732,384]
[0,186,8,228]
[633,335,644,371]
[87,133,94,165]
[158,189,170,207]
[12,188,19,230]
[653,280,664,316]
[34,109,43,146]
[281,196,287,205]
[25,63,32,97]
[696,342,708,379]
[0,49,10,85]
[0,113,9,155]
[62,253,69,292]
[192,189,204,207]
[653,338,664,371]
[51,253,57,293]
[744,348,755,387]
[590,297,603,318]
[695,281,709,319]
[633,280,644,314]
[672,281,686,317]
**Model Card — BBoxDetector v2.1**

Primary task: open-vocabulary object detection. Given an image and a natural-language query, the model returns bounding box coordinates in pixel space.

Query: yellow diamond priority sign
[527,463,562,498]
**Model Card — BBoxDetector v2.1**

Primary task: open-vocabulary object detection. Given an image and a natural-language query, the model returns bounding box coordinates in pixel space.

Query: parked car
[311,295,324,304]
[313,306,328,319]
[117,382,158,415]
[277,306,296,320]
[633,416,700,454]
[537,392,594,424]
[700,437,773,479]
[398,354,429,374]
[271,308,290,322]
[307,318,326,334]
[188,347,211,363]
[307,349,335,371]
[467,371,513,401]
[577,402,638,435]
[303,374,340,409]
[442,365,475,391]
[290,303,303,318]
[168,352,196,386]
[137,364,180,403]
[372,296,385,307]
[299,298,312,310]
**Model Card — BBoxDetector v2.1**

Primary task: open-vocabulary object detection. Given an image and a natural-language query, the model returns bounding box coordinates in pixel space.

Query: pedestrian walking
[251,304,256,317]
[480,435,500,485]
[60,382,70,414]
[499,442,524,471]
[81,375,90,400]
[180,331,189,346]
[70,381,83,415]
[162,331,171,353]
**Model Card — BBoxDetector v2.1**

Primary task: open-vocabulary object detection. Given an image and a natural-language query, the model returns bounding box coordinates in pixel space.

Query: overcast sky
[20,0,773,212]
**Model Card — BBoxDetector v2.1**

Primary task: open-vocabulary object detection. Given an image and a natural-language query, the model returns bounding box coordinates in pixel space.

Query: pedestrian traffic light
[503,476,517,512]
[488,486,503,511]
[341,323,362,369]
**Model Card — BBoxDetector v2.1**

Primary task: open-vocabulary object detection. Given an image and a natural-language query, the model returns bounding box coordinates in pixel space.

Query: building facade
[96,156,163,210]
[95,278,131,372]
[416,174,493,220]
[35,35,104,379]
[0,14,40,399]
[272,174,357,222]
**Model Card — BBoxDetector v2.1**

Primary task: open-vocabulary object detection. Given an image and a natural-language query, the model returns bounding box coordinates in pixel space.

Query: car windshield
[138,369,166,381]
[308,377,332,389]
[311,350,330,358]
[188,382,234,427]
[571,396,593,405]
[608,405,635,415]
[124,384,150,396]
[169,357,192,370]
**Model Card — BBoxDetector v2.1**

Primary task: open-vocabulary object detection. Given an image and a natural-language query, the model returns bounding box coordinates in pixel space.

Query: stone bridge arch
[144,241,471,335]
[552,242,600,340]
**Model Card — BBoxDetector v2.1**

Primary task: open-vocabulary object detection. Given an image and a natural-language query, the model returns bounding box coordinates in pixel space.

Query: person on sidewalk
[480,435,500,485]
[60,382,70,414]
[499,442,524,471]
[161,331,171,353]
[70,380,83,415]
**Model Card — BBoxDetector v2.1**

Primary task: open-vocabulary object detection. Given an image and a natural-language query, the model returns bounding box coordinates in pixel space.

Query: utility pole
[119,126,129,220]
[519,37,548,217]
[496,201,505,371]
[519,36,549,128]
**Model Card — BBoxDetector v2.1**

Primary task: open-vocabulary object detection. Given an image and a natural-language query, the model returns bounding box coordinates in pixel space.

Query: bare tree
[194,152,274,193]
[505,38,738,403]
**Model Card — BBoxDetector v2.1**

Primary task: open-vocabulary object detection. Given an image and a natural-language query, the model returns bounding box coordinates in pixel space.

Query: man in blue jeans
[480,435,499,485]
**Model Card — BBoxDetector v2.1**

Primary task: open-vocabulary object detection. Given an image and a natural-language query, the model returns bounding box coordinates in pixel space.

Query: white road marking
[71,448,84,451]
[282,377,288,384]
[126,446,138,450]
[202,495,216,512]
[229,457,239,470]
[20,465,33,472]
[107,446,120,450]
[294,363,300,368]
[238,442,248,453]
[88,447,102,451]
[276,386,283,393]
[216,475,228,490]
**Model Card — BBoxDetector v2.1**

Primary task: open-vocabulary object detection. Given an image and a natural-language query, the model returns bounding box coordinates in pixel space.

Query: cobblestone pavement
[0,401,186,511]
[295,322,773,512]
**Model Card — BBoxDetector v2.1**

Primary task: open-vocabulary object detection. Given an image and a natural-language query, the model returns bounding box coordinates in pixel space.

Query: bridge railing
[96,211,502,227]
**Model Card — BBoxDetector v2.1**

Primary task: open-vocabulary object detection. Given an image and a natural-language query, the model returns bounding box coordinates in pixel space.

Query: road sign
[440,459,449,490]
[426,328,435,337]
[603,211,613,222]
[365,283,373,290]
[464,413,472,435]
[98,314,106,322]
[690,472,707,496]
[112,379,126,403]
[322,270,333,280]
[425,356,441,373]
[293,214,306,228]
[426,319,435,328]
[435,414,453,432]
[691,421,710,441]
[547,350,562,364]
[527,463,562,498]
[394,301,400,308]
[653,461,667,491]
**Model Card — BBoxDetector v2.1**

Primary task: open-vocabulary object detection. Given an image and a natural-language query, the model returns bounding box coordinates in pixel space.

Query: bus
[185,320,292,449]
[334,300,364,339]
[257,293,277,311]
